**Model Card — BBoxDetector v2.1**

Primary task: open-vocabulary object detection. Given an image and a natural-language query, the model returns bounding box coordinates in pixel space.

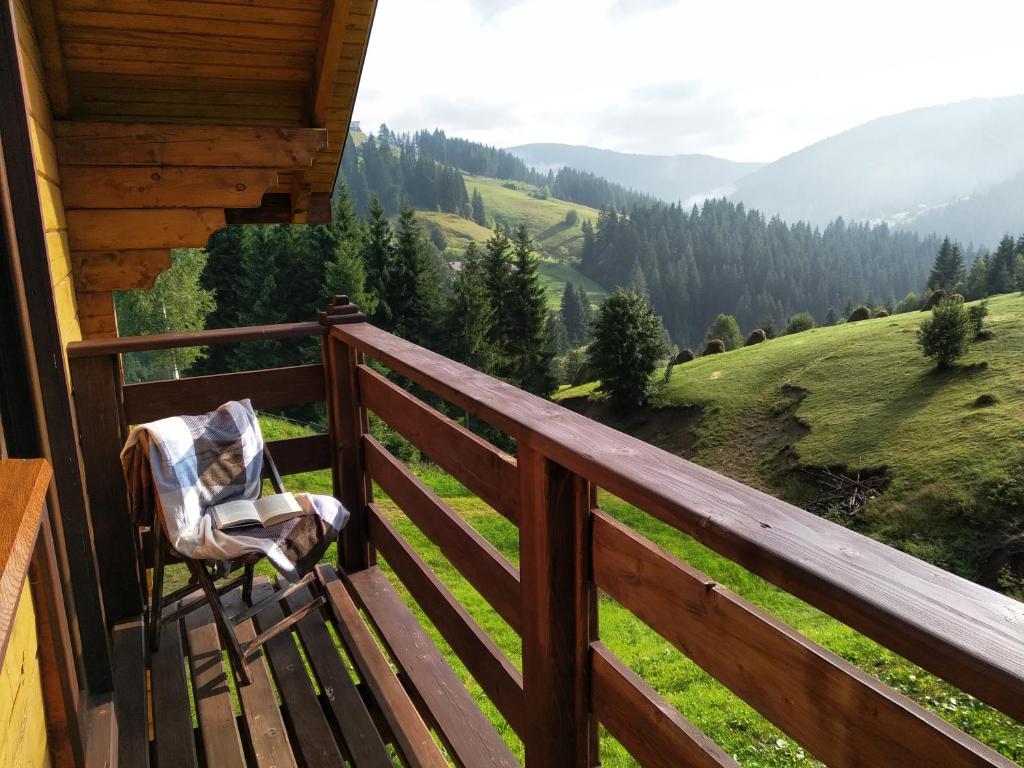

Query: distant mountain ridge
[729,95,1024,237]
[506,143,763,206]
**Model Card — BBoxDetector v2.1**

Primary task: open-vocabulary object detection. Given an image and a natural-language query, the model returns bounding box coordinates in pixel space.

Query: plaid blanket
[120,399,348,581]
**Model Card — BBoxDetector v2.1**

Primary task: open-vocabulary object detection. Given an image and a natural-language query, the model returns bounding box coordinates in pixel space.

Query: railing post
[320,296,373,572]
[519,443,597,767]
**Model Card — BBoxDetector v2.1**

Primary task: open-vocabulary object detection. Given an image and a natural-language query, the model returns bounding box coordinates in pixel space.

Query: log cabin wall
[0,582,51,768]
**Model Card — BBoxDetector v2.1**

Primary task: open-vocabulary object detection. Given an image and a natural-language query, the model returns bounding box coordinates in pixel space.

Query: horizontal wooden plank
[61,25,315,54]
[346,565,519,768]
[73,100,306,125]
[67,320,325,358]
[56,10,319,44]
[266,434,331,476]
[367,504,525,736]
[60,0,322,26]
[363,434,521,632]
[591,511,1014,768]
[67,208,225,250]
[316,565,448,768]
[357,364,519,523]
[66,56,311,83]
[55,122,327,168]
[63,41,313,70]
[123,364,324,423]
[331,322,1024,722]
[63,167,277,209]
[591,642,737,768]
[73,250,171,292]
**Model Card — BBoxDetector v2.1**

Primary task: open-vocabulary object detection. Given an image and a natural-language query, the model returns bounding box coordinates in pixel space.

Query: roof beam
[62,166,278,209]
[28,0,70,117]
[310,0,352,128]
[55,122,327,167]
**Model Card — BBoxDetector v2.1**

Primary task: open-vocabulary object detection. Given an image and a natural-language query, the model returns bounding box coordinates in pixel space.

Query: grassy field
[258,415,1024,767]
[560,292,1024,579]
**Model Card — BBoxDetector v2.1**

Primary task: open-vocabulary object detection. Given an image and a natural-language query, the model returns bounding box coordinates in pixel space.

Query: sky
[353,0,1024,163]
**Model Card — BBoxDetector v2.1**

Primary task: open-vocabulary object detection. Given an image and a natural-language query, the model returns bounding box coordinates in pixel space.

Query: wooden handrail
[331,321,1024,723]
[66,320,326,358]
[0,459,52,661]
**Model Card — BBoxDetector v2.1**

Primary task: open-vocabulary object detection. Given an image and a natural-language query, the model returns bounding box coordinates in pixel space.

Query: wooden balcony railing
[65,304,1024,767]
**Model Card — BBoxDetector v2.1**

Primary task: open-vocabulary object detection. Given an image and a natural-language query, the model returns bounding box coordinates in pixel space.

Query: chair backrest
[260,445,285,495]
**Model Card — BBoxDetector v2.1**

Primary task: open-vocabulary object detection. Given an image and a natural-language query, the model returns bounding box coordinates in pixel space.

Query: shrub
[923,289,947,311]
[564,209,579,227]
[967,301,988,339]
[848,305,871,322]
[872,308,890,318]
[917,297,971,368]
[705,314,742,350]
[973,393,999,408]
[587,289,667,408]
[784,312,815,334]
[702,339,726,355]
[673,348,695,364]
[895,291,920,314]
[745,329,767,346]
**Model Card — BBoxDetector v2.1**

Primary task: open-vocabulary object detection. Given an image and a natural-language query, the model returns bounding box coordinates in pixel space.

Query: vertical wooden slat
[327,332,372,571]
[519,444,594,767]
[68,353,143,623]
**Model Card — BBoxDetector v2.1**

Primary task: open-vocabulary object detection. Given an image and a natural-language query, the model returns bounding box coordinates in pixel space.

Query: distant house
[350,120,362,132]
[448,260,464,272]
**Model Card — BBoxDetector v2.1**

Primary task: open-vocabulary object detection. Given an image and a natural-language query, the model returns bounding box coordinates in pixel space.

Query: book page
[212,498,260,529]
[254,492,302,525]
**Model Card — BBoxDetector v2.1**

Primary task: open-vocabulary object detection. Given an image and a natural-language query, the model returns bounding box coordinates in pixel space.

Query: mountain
[898,171,1024,248]
[506,143,763,205]
[730,96,1024,231]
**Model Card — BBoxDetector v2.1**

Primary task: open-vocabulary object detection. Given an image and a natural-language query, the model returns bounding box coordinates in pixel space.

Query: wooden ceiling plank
[56,9,319,44]
[65,57,312,83]
[73,101,306,123]
[63,166,278,209]
[67,208,226,250]
[310,0,352,127]
[72,250,172,292]
[59,0,323,28]
[60,25,314,55]
[27,0,70,117]
[63,41,313,70]
[67,70,308,95]
[55,122,327,168]
[74,86,308,108]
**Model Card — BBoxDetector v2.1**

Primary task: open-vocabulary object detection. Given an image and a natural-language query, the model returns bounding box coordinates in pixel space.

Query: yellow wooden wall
[13,0,81,345]
[0,583,51,768]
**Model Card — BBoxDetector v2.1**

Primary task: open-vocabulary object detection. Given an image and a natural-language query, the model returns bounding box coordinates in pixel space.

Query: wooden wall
[13,0,83,343]
[0,583,51,768]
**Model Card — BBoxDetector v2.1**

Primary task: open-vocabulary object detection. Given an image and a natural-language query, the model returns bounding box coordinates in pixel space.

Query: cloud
[607,0,680,19]
[469,0,527,19]
[390,95,525,135]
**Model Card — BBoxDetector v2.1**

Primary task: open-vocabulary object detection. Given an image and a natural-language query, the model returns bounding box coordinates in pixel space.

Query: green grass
[252,414,1024,767]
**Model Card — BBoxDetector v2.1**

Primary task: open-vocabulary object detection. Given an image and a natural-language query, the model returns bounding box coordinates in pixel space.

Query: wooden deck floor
[110,565,518,768]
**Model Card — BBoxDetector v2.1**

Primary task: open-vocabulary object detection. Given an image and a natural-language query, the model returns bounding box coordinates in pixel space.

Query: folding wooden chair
[146,446,327,685]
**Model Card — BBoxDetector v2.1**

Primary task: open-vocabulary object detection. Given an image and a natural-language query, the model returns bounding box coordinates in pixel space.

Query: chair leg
[149,529,166,653]
[189,560,253,686]
[242,561,255,606]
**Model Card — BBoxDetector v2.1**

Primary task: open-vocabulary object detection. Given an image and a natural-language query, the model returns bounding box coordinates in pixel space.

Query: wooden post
[519,444,596,767]
[68,353,144,623]
[320,296,372,572]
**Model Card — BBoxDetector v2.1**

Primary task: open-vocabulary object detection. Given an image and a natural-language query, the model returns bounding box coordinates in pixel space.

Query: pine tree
[471,188,487,227]
[442,242,495,371]
[987,235,1017,295]
[363,198,394,328]
[561,282,586,346]
[587,289,667,409]
[482,226,514,357]
[231,227,288,371]
[506,225,554,395]
[390,207,442,348]
[927,237,965,291]
[825,307,838,325]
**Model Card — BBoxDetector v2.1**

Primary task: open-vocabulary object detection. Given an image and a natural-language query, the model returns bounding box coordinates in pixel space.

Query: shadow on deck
[113,566,514,768]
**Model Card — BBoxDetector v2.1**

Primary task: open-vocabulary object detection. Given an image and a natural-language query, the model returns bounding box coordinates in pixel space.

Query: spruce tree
[588,289,667,409]
[561,282,586,346]
[482,226,514,358]
[506,225,554,395]
[705,313,742,350]
[471,188,487,227]
[442,243,495,371]
[927,237,965,291]
[390,207,442,348]
[363,198,395,328]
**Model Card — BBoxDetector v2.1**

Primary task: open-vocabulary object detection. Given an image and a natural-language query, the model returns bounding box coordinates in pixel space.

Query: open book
[210,492,303,530]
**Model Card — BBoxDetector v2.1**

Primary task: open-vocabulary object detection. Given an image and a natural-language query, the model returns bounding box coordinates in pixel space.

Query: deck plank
[183,600,246,768]
[280,581,392,767]
[346,566,519,768]
[112,618,150,768]
[316,565,448,768]
[252,580,344,768]
[224,582,297,768]
[151,613,198,768]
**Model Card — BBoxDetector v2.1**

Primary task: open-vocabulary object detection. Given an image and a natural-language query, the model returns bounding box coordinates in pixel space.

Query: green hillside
[256,411,1023,767]
[559,292,1024,583]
